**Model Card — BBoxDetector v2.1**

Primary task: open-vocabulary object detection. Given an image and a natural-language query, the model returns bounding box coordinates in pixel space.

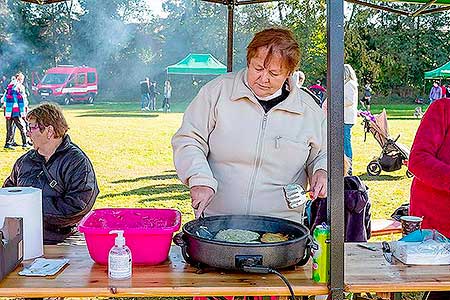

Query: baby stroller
[360,109,413,177]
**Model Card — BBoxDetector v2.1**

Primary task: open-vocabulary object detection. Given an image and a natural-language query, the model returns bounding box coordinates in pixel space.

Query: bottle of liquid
[311,223,330,283]
[108,230,132,280]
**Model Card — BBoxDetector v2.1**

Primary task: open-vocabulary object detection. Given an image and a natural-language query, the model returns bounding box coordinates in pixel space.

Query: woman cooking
[172,27,327,223]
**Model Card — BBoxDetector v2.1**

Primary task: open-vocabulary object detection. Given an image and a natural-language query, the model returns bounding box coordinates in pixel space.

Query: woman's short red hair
[246,28,300,75]
[27,103,69,138]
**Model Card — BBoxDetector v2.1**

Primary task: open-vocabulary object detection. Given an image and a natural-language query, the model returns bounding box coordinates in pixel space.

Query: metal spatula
[283,183,310,209]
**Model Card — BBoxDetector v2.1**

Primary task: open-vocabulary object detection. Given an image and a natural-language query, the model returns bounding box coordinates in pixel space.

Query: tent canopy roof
[424,61,450,79]
[166,53,227,75]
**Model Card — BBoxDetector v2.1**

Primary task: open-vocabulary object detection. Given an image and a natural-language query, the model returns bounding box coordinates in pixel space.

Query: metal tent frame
[347,0,450,17]
[201,0,277,72]
[198,1,344,298]
[19,0,450,299]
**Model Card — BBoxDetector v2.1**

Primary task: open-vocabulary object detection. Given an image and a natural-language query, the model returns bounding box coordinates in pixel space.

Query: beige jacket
[172,69,327,223]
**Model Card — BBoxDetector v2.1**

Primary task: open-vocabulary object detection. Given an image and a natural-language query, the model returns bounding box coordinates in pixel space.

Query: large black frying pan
[173,214,312,271]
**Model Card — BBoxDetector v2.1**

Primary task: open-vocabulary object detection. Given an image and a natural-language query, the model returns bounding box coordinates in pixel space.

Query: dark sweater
[257,82,290,113]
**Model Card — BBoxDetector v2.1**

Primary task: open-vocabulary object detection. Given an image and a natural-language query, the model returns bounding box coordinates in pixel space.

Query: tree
[344,3,450,97]
[282,0,327,86]
[1,0,78,80]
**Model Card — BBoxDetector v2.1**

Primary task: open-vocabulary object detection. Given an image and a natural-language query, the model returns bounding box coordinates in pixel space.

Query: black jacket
[3,135,99,244]
[140,81,150,94]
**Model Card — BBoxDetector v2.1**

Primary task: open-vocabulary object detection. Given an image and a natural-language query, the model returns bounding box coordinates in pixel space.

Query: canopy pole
[345,0,410,16]
[227,1,234,72]
[411,0,437,16]
[327,0,345,299]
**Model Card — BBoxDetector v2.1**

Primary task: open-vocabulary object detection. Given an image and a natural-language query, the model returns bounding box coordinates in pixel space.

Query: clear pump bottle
[108,230,132,280]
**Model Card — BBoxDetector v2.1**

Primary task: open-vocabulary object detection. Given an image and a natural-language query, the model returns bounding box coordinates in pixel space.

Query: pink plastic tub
[78,208,181,265]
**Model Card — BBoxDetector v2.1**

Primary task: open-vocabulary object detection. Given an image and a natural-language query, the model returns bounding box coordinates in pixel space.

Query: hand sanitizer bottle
[108,230,132,280]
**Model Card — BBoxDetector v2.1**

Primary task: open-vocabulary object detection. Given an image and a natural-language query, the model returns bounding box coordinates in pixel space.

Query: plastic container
[78,208,181,265]
[108,230,132,279]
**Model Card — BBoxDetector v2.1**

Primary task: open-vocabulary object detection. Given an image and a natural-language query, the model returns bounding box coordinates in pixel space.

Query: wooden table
[345,243,450,298]
[0,245,328,298]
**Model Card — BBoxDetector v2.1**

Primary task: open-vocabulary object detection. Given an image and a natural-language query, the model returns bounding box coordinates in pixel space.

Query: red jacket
[409,98,450,237]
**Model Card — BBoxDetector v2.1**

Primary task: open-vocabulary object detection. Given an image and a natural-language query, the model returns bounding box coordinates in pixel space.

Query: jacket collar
[29,134,72,163]
[229,68,304,115]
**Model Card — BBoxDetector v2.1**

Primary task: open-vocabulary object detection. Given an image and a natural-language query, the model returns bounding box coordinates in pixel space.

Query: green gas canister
[312,223,330,283]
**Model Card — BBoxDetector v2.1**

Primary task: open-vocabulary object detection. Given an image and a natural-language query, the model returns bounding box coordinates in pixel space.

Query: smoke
[0,0,278,104]
[0,2,70,82]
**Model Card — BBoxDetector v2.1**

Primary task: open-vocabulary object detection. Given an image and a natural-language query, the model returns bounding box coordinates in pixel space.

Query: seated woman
[172,27,327,223]
[3,103,99,244]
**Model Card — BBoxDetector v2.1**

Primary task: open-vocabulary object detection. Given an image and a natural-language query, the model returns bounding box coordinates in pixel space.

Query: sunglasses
[29,123,44,131]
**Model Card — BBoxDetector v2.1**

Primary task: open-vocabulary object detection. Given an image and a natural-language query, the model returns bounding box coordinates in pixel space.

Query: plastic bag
[19,258,69,276]
[391,229,450,265]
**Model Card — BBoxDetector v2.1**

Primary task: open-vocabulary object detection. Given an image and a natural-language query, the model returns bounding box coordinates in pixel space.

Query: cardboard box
[0,217,23,282]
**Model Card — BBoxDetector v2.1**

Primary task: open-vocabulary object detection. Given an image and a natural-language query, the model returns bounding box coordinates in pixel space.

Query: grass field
[0,101,427,300]
[0,101,426,234]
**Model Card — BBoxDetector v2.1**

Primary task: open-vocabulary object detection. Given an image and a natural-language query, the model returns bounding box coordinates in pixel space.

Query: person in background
[172,27,327,222]
[0,75,8,94]
[321,64,358,175]
[441,83,447,99]
[408,97,450,237]
[161,80,172,112]
[140,77,150,111]
[148,81,157,111]
[343,64,359,175]
[360,83,372,111]
[0,76,7,107]
[429,81,442,104]
[3,103,99,244]
[293,70,305,88]
[3,72,28,149]
[309,79,326,104]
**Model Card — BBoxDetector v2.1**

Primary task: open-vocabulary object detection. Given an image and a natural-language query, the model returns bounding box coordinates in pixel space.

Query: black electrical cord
[268,268,296,300]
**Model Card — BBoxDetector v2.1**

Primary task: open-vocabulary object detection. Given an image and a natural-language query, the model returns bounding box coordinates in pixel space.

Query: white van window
[67,75,75,87]
[42,73,69,84]
[77,74,86,85]
[87,72,96,83]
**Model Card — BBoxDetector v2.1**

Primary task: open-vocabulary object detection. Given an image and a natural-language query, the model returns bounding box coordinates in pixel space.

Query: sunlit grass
[0,101,426,300]
[0,102,424,232]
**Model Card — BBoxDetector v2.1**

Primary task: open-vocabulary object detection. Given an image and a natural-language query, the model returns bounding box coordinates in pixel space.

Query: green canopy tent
[424,61,450,79]
[166,53,227,76]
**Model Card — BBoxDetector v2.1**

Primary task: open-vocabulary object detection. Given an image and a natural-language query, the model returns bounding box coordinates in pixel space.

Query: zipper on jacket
[246,113,268,214]
[275,136,282,149]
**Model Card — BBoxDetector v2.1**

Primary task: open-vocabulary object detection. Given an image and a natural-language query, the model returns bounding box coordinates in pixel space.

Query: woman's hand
[310,169,327,199]
[190,185,215,218]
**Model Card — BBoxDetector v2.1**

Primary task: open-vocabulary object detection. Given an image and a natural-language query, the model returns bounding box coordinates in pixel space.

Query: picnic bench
[0,244,328,298]
[371,219,402,237]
